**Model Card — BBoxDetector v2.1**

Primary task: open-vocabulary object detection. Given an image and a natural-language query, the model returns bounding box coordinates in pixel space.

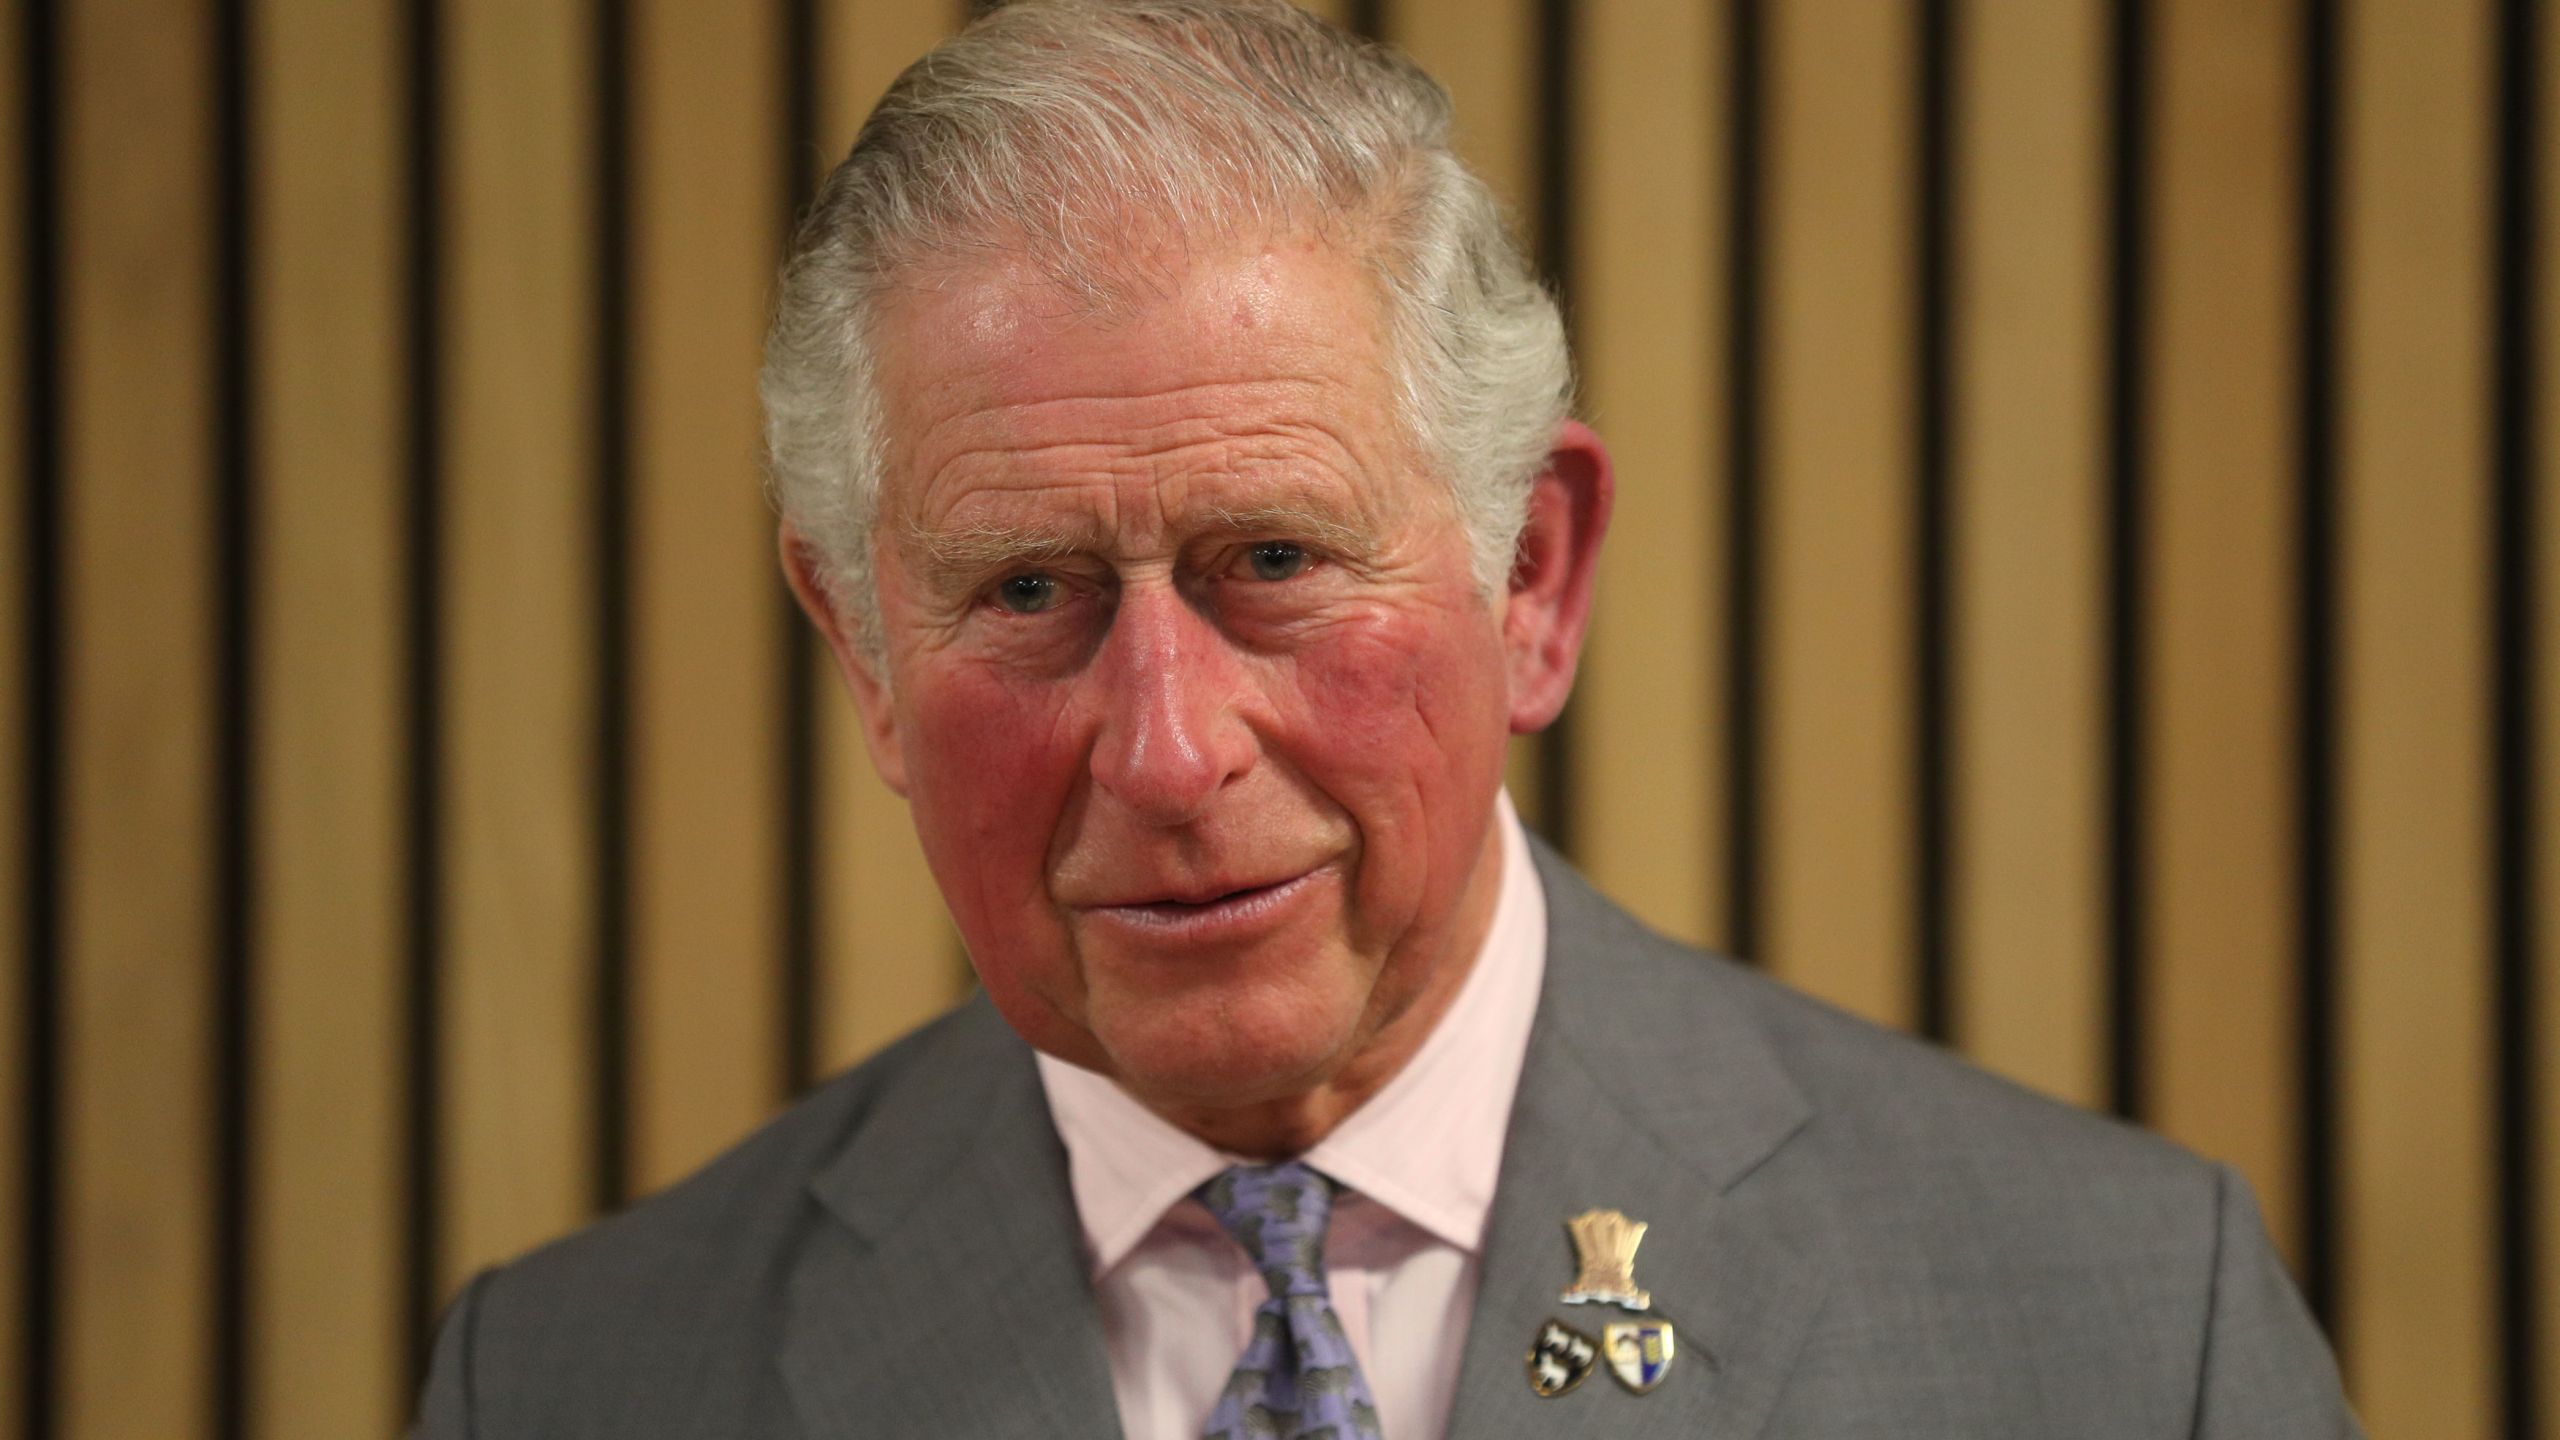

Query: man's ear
[1503,419,1614,733]
[778,521,910,796]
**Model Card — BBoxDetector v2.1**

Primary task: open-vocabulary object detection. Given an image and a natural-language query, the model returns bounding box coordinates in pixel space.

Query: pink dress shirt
[1035,792,1549,1440]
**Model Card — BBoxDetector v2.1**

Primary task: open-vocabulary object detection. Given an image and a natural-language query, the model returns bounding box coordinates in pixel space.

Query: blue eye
[994,573,1064,614]
[1243,543,1310,582]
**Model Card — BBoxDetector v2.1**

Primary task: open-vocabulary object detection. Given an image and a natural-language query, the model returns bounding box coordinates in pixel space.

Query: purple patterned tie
[1193,1162,1384,1440]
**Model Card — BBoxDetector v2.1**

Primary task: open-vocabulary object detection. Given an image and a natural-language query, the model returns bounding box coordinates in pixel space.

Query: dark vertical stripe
[2104,0,2147,1122]
[2292,0,2340,1331]
[1912,0,1956,1044]
[1345,0,1383,42]
[402,0,446,1377]
[18,0,59,1431]
[1533,0,1576,857]
[211,0,254,1433]
[1725,0,1764,965]
[2492,0,2543,1428]
[778,0,819,1097]
[592,0,633,1213]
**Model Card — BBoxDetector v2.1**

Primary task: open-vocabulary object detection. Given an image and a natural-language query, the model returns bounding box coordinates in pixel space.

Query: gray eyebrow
[899,518,1091,590]
[901,499,1383,590]
[1199,503,1378,559]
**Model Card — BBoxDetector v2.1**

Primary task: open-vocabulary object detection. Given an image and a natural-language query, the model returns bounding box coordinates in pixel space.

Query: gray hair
[762,0,1572,661]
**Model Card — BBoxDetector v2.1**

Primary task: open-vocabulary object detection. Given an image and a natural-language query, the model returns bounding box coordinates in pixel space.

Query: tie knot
[1194,1161,1336,1299]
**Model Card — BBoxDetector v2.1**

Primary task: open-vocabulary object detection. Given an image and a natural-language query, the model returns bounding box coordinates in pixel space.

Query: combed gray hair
[762,0,1572,660]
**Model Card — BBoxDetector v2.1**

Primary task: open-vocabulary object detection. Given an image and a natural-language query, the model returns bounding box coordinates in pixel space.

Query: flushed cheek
[1273,606,1509,930]
[897,670,1082,959]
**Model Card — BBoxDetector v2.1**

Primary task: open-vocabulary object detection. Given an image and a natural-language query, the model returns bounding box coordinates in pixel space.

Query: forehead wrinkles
[899,382,1399,540]
[921,372,1343,458]
[865,235,1442,575]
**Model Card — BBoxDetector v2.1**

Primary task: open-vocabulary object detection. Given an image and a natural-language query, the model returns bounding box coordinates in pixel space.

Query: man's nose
[1086,584,1255,824]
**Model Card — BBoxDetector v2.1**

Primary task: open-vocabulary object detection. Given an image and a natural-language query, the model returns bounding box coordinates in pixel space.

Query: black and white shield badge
[1527,1318,1599,1397]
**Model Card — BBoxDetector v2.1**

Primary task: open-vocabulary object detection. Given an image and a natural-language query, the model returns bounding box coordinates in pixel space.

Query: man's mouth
[1124,875,1293,913]
[1082,869,1326,937]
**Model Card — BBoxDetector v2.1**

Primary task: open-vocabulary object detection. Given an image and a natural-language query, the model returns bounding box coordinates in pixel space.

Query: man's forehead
[914,468,1386,540]
[867,234,1422,545]
[870,234,1392,432]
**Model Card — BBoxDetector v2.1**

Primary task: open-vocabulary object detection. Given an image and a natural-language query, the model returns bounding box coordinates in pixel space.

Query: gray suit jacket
[414,844,2359,1437]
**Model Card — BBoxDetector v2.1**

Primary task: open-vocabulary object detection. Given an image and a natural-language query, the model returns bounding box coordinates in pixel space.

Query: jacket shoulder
[1743,955,2202,1177]
[427,997,1012,1436]
[1538,840,2211,1213]
[1541,841,2229,1314]
[1674,932,2227,1254]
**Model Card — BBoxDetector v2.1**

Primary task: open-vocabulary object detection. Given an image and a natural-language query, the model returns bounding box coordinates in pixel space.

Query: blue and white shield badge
[1604,1319,1675,1394]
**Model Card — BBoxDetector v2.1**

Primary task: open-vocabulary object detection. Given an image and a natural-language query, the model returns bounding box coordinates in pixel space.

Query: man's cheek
[904,676,1077,900]
[1284,610,1503,771]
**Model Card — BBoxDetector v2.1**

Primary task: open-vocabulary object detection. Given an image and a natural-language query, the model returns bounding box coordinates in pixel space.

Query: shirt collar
[1035,792,1550,1278]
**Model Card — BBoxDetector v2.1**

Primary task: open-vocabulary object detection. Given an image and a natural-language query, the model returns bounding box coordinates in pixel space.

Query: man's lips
[1069,867,1332,938]
[1085,873,1308,910]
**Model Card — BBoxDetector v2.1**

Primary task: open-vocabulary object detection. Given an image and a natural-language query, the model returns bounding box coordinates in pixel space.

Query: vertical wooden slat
[0,0,24,1430]
[1949,0,2108,1108]
[441,0,597,1289]
[1386,0,1556,844]
[625,0,786,1194]
[247,0,406,1433]
[807,0,967,1077]
[1568,0,1727,951]
[1760,0,1915,1025]
[1388,0,1536,362]
[2334,5,2497,1429]
[2535,1,2559,1429]
[2140,0,2302,1259]
[60,0,217,1435]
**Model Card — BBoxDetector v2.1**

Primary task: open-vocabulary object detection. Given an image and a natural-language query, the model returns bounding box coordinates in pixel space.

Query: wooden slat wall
[58,3,219,1437]
[247,0,406,1435]
[0,0,24,1433]
[1571,0,1728,952]
[1948,0,2108,1110]
[2533,4,2556,1433]
[625,0,787,1197]
[1761,0,1917,1029]
[2336,2,2497,1432]
[438,0,598,1293]
[2529,14,2549,1434]
[9,2,2555,1435]
[2141,0,2305,1263]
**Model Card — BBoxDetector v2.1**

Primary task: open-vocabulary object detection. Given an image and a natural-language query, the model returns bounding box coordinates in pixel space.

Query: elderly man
[413,2,2357,1437]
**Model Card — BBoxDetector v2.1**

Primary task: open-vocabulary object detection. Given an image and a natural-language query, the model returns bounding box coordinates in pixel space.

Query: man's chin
[1091,1010,1365,1120]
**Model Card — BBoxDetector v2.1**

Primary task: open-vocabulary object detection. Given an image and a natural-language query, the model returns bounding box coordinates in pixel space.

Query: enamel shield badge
[1604,1319,1676,1393]
[1526,1318,1599,1397]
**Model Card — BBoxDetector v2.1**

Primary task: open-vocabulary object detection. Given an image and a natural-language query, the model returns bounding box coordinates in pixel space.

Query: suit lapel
[780,1001,1123,1440]
[1446,846,1837,1440]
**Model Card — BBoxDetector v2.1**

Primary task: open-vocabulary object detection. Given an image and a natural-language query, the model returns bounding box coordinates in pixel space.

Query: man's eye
[993,573,1065,614]
[1240,542,1311,582]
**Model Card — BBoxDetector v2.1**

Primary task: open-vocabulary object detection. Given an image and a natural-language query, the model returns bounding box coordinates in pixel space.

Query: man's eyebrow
[1197,502,1379,559]
[900,518,1092,590]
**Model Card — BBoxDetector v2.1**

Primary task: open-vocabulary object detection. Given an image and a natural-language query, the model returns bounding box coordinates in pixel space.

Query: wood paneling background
[7,0,2552,1435]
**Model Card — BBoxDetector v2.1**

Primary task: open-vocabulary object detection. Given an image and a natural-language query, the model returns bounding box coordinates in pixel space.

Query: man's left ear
[1502,418,1614,733]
